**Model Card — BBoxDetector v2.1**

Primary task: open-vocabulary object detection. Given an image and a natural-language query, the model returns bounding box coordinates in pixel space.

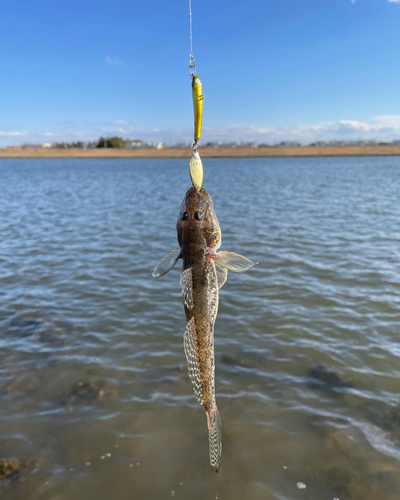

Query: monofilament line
[189,0,196,75]
[189,0,193,55]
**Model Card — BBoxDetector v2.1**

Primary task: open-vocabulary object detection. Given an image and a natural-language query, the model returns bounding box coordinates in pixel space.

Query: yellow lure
[189,150,203,191]
[192,75,203,143]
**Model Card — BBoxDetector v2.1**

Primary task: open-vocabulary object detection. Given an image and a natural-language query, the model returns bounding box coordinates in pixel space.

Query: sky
[1,0,400,146]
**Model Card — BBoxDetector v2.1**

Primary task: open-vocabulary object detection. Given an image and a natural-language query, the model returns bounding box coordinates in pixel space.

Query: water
[0,156,400,500]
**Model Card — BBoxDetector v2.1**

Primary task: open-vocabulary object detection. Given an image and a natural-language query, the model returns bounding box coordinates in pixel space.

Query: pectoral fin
[215,265,228,289]
[215,251,258,273]
[152,249,181,278]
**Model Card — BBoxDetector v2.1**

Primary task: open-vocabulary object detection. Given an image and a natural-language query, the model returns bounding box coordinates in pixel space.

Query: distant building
[125,140,143,148]
[125,140,167,149]
[147,141,166,149]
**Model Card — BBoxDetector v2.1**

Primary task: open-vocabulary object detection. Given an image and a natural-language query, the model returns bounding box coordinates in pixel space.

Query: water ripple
[1,157,400,500]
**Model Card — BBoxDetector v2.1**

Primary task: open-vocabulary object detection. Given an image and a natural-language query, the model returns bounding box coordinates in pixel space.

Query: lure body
[192,75,203,143]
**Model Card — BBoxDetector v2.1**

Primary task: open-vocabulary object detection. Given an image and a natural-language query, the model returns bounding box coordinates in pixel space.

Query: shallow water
[1,156,400,499]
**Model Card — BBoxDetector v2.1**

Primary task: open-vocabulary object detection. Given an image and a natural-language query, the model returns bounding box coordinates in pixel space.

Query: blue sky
[1,0,400,145]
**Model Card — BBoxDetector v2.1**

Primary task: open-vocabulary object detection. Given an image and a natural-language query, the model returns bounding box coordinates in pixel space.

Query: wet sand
[1,145,400,158]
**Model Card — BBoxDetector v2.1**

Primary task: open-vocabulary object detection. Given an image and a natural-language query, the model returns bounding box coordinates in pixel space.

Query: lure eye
[194,211,204,221]
[182,211,188,221]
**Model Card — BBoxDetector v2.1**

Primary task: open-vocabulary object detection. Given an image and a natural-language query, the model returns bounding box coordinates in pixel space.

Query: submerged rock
[1,310,82,344]
[60,379,118,406]
[322,428,397,500]
[357,401,400,440]
[0,458,28,481]
[308,364,354,392]
[220,352,263,369]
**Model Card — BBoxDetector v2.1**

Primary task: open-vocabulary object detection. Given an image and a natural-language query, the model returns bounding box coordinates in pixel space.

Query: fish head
[177,187,221,251]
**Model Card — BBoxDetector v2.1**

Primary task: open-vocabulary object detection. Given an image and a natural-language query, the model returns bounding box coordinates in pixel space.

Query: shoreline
[1,145,400,158]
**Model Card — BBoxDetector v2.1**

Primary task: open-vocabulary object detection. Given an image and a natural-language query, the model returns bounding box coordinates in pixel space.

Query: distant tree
[71,141,85,148]
[108,136,126,148]
[96,136,127,148]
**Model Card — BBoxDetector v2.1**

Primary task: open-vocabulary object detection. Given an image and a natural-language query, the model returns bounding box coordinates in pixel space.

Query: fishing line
[188,0,203,192]
[189,0,196,76]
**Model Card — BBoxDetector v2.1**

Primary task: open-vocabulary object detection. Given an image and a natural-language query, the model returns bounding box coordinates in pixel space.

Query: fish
[152,186,257,471]
[192,75,203,143]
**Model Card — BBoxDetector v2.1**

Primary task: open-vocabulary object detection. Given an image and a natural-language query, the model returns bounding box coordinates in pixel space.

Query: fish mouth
[183,186,211,204]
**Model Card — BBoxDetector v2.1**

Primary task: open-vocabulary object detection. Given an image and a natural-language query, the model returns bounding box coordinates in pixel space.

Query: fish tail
[206,406,222,472]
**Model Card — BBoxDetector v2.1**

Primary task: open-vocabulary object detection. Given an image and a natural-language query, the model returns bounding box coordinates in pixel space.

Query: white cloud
[43,131,63,137]
[388,0,400,3]
[2,115,400,146]
[105,55,123,65]
[187,115,400,144]
[0,131,24,136]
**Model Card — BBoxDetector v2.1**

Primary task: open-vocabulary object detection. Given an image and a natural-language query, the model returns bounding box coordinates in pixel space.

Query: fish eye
[194,211,204,221]
[182,211,188,221]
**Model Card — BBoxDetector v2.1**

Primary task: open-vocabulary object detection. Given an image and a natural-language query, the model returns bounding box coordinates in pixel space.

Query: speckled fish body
[152,187,257,471]
[178,188,222,470]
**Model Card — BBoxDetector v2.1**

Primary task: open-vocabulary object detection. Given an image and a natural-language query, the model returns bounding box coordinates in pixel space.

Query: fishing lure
[189,76,204,191]
[192,75,203,143]
[188,1,204,192]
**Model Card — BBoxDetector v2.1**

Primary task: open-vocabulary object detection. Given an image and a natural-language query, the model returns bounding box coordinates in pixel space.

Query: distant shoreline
[1,145,400,158]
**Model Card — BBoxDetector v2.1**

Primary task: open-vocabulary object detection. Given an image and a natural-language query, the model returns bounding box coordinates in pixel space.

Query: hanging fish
[192,75,203,143]
[152,187,257,471]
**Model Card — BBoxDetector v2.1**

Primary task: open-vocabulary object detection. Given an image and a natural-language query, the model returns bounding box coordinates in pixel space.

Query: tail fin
[206,407,222,472]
